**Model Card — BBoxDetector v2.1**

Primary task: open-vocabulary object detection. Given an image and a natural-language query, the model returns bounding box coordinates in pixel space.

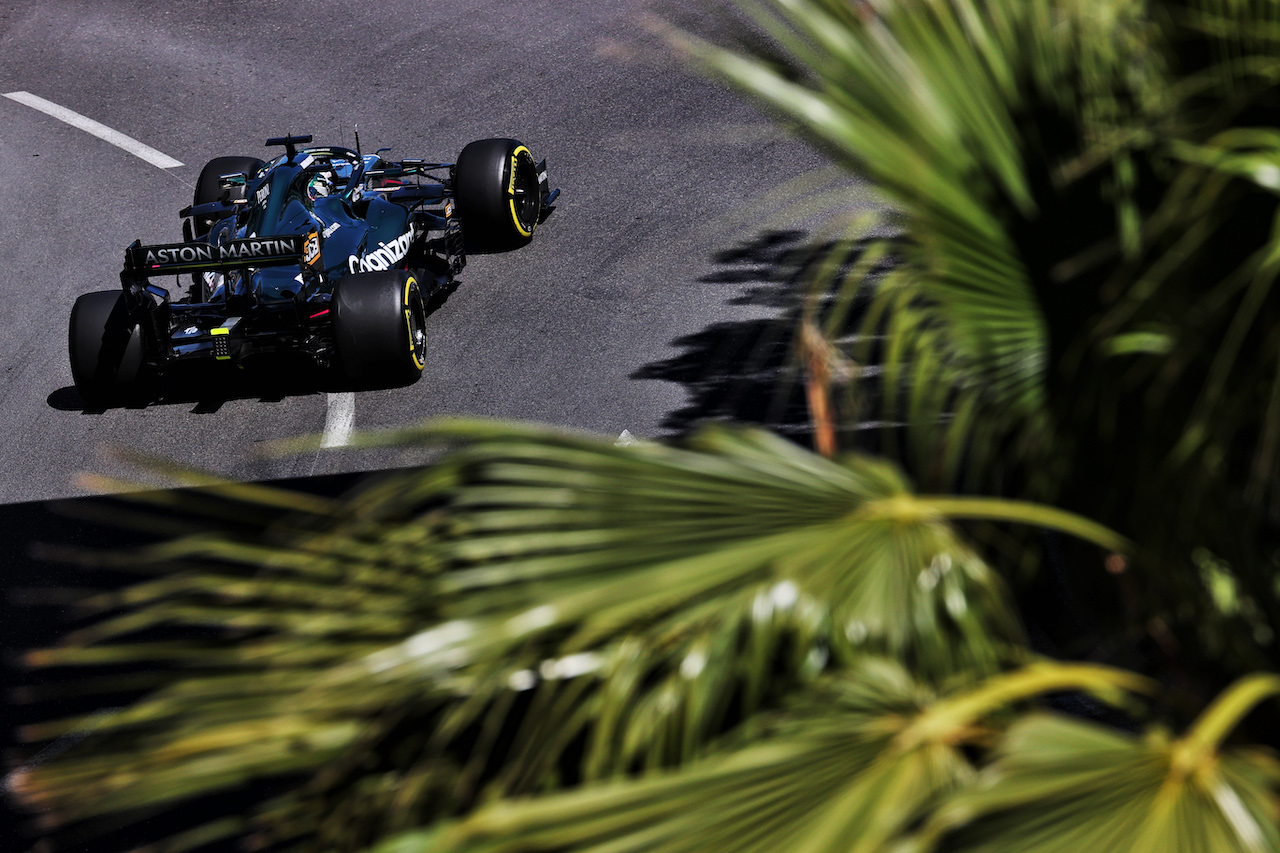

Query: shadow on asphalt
[45,354,431,415]
[634,228,893,449]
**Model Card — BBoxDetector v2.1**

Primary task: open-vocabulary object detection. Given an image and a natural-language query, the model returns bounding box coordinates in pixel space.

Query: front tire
[331,271,426,387]
[454,137,541,253]
[69,291,147,407]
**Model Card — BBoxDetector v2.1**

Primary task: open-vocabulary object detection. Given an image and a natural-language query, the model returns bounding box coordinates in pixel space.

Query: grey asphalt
[0,0,873,504]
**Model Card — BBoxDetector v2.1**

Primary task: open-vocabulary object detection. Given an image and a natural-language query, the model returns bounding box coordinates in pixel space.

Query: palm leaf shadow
[634,229,895,450]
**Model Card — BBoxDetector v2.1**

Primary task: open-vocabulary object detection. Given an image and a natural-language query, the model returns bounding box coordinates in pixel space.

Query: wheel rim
[510,150,540,236]
[403,278,426,371]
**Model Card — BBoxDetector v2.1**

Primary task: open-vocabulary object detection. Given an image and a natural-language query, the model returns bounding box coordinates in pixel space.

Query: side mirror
[218,173,247,189]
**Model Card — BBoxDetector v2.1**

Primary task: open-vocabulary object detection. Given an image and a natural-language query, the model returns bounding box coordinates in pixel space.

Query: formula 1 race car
[68,133,558,406]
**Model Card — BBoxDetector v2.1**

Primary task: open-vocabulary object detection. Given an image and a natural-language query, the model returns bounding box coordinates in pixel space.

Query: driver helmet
[306,171,333,200]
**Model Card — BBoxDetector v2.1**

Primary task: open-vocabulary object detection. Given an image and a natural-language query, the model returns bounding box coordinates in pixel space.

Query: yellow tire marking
[403,276,425,371]
[508,145,535,238]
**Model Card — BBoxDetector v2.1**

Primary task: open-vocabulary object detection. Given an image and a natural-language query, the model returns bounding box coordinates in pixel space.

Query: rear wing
[119,235,313,320]
[123,236,306,277]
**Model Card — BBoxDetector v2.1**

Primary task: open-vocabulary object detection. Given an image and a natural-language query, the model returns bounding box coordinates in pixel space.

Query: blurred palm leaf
[15,1,1280,851]
[679,0,1162,435]
[911,674,1280,852]
[679,0,1280,679]
[7,478,440,849]
[8,421,1133,850]
[368,660,1152,853]
[344,420,1034,682]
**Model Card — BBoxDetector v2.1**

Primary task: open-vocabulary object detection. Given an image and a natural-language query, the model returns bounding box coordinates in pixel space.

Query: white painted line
[321,392,355,448]
[3,91,183,169]
[615,429,637,447]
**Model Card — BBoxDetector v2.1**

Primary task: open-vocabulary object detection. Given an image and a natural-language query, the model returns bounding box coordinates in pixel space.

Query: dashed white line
[3,91,184,169]
[321,392,355,448]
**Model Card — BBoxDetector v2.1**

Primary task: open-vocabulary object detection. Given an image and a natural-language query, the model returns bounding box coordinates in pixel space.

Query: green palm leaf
[10,421,1123,850]
[290,421,1034,816]
[681,0,1280,684]
[17,3,1280,851]
[683,0,1056,429]
[368,660,1151,853]
[911,674,1280,853]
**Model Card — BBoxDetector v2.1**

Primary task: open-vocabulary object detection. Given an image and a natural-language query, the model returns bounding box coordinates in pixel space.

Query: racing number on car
[303,229,321,268]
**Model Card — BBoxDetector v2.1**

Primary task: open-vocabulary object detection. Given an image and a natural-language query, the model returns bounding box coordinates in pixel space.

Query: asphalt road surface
[0,0,877,504]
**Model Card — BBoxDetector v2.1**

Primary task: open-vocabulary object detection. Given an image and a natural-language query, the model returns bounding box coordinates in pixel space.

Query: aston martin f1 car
[68,133,558,405]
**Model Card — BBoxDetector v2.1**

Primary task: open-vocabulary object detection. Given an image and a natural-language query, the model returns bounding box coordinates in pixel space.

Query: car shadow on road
[47,358,353,415]
[634,229,896,450]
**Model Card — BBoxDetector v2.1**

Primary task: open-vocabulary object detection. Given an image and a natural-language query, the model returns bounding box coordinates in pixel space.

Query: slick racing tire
[454,137,541,253]
[191,155,266,238]
[332,270,427,387]
[69,291,147,407]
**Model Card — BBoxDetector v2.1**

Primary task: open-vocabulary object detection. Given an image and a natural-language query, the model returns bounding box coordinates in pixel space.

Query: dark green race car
[68,133,558,406]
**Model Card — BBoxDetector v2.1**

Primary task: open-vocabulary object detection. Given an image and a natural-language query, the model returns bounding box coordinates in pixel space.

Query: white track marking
[7,90,347,453]
[321,392,355,448]
[3,91,183,168]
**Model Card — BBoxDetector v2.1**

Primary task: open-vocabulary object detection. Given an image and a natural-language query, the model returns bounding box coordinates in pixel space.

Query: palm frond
[368,660,1151,853]
[9,421,1130,850]
[683,0,1056,431]
[679,0,1280,687]
[911,674,1280,852]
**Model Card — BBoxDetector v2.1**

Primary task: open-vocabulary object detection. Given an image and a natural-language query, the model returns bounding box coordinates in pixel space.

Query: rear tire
[331,270,426,386]
[454,137,541,253]
[190,156,265,300]
[69,291,147,407]
[192,155,265,238]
